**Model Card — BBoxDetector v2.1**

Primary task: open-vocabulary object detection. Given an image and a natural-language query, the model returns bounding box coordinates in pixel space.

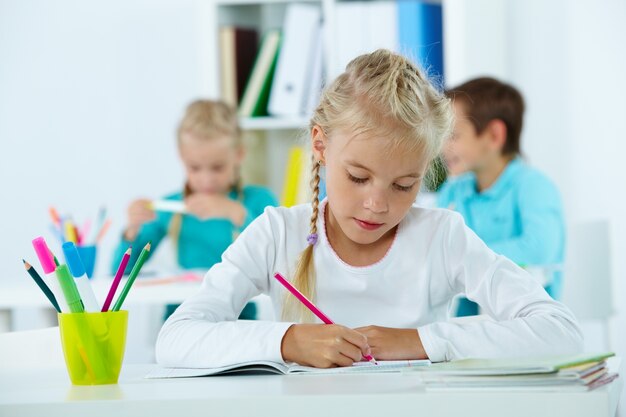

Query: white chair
[562,220,614,350]
[0,326,65,369]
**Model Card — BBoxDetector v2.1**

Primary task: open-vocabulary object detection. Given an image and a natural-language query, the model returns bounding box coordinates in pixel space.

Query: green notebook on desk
[146,359,430,378]
[406,352,615,376]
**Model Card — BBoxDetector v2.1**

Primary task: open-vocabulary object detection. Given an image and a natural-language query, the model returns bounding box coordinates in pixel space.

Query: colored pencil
[111,242,151,311]
[101,247,132,312]
[274,272,378,365]
[64,220,78,244]
[49,206,62,227]
[95,219,112,243]
[23,259,61,313]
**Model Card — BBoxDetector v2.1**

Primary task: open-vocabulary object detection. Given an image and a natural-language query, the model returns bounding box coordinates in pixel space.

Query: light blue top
[111,185,278,274]
[437,158,565,298]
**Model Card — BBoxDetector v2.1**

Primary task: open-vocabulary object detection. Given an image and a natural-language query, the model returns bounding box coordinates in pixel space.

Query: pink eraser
[32,236,56,274]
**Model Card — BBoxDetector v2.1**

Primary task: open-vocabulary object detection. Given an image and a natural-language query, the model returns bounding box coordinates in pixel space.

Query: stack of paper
[407,353,618,392]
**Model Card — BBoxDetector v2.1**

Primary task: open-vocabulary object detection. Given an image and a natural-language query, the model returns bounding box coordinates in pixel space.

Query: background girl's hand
[281,324,372,368]
[185,193,246,225]
[353,326,428,360]
[124,198,155,241]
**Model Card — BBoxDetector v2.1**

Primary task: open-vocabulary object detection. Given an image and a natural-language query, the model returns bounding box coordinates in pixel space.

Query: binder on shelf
[219,27,259,106]
[398,0,444,81]
[303,21,324,117]
[268,4,322,117]
[334,1,398,76]
[239,30,282,117]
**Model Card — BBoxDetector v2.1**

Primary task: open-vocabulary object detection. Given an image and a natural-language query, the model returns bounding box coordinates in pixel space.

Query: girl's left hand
[353,326,428,361]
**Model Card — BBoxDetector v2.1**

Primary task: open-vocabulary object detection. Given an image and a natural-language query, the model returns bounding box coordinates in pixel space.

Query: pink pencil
[274,272,378,365]
[102,247,132,312]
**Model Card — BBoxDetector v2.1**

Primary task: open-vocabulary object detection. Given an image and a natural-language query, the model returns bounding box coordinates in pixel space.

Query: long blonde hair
[282,49,454,322]
[169,100,244,250]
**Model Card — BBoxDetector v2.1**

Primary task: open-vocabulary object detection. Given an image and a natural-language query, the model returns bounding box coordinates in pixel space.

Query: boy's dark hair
[446,77,524,156]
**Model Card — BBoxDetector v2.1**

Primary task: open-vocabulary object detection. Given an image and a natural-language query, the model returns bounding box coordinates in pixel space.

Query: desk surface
[0,365,621,417]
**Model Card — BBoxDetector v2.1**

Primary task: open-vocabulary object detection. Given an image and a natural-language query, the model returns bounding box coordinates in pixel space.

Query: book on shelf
[405,352,618,391]
[146,359,430,378]
[268,3,322,117]
[238,30,281,117]
[219,27,259,106]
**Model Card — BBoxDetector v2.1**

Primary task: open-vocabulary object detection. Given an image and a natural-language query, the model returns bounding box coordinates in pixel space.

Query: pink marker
[32,236,69,312]
[274,272,378,365]
[102,247,132,312]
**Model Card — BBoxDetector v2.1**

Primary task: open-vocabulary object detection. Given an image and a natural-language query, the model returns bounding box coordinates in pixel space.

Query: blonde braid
[281,156,321,322]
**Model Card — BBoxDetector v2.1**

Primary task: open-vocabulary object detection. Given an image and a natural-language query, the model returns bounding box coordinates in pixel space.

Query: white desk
[0,276,275,332]
[0,276,206,333]
[0,364,621,417]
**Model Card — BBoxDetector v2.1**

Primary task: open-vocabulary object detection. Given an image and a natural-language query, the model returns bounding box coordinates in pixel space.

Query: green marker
[112,242,151,311]
[55,264,84,313]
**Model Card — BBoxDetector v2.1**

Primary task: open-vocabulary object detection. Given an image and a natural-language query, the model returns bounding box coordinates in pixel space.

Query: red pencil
[274,272,378,365]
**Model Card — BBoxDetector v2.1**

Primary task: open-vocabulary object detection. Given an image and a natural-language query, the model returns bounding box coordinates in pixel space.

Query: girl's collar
[317,198,400,273]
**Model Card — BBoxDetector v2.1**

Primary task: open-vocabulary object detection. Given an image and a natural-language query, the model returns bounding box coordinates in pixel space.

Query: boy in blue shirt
[438,77,565,316]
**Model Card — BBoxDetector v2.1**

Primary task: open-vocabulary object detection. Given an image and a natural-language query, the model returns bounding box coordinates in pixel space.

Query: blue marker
[62,242,100,312]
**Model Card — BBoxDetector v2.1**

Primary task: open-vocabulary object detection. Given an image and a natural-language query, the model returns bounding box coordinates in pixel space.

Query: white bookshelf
[199,0,332,197]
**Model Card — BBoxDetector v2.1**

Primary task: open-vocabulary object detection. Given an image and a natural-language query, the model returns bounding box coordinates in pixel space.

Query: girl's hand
[281,324,372,368]
[124,199,155,241]
[185,194,246,225]
[353,326,428,360]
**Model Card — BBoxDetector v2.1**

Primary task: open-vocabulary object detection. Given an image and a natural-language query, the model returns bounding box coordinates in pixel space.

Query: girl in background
[112,100,277,319]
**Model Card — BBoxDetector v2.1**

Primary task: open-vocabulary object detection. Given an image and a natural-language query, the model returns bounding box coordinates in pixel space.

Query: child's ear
[487,119,507,152]
[311,125,327,163]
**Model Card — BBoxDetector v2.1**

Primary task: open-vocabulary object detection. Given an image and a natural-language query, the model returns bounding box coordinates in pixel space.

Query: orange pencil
[96,219,112,243]
[49,207,62,227]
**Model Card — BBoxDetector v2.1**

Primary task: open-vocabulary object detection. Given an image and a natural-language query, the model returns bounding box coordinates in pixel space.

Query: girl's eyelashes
[393,183,415,192]
[348,171,416,192]
[347,173,367,184]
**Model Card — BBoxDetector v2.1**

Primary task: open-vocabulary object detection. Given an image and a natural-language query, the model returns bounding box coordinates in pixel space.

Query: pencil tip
[23,259,30,268]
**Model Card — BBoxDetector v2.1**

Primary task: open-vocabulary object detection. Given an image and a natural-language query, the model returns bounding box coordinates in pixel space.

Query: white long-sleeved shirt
[156,201,583,367]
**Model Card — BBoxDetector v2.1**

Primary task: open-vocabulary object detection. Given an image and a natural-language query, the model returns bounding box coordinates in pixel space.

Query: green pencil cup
[58,310,128,385]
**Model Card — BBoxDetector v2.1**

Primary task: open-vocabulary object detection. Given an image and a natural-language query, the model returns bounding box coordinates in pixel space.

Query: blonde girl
[156,51,581,368]
[112,100,278,319]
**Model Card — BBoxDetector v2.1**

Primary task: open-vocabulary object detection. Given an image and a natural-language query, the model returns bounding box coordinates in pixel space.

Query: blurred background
[0,0,624,392]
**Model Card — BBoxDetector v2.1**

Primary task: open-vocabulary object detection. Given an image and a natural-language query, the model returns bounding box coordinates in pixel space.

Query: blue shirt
[437,158,565,298]
[111,185,278,274]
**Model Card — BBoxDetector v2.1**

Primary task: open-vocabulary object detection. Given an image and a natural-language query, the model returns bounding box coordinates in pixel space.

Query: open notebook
[146,359,430,378]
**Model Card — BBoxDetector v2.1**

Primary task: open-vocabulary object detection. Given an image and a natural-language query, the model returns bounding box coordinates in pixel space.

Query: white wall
[0,0,212,283]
